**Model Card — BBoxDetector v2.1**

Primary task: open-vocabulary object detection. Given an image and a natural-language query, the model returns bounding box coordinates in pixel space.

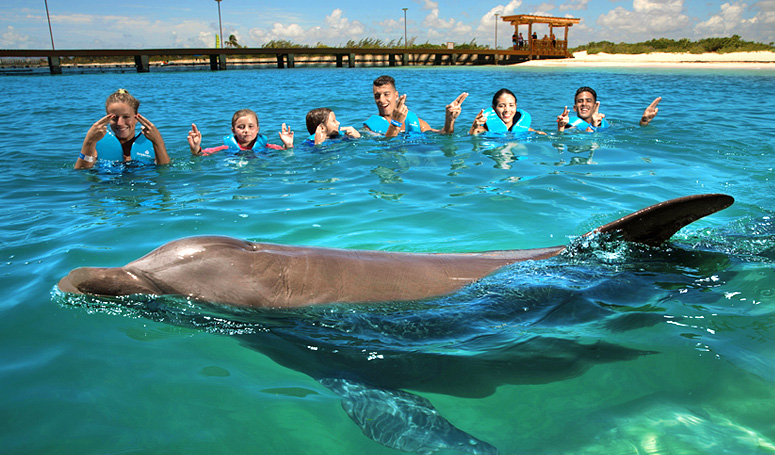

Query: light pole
[44,0,55,50]
[215,0,224,49]
[494,13,499,50]
[402,8,408,48]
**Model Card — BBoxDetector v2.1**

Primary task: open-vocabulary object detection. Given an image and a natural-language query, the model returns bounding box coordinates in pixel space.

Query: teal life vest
[363,110,422,134]
[567,116,610,132]
[95,129,155,162]
[223,133,268,151]
[483,108,532,134]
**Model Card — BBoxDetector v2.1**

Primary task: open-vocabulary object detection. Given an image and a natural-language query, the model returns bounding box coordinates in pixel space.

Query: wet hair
[105,89,140,113]
[306,108,333,134]
[373,75,396,89]
[575,86,597,103]
[231,108,259,128]
[492,88,517,108]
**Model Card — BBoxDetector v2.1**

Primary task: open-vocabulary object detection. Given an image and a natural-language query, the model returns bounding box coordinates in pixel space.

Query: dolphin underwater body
[57,194,734,454]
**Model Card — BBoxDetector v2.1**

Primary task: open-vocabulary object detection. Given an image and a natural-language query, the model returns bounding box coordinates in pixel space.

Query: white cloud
[0,26,32,49]
[407,0,473,41]
[694,2,749,36]
[248,9,364,46]
[694,1,775,43]
[325,8,364,34]
[560,0,591,11]
[596,0,691,41]
[48,13,95,25]
[476,1,523,34]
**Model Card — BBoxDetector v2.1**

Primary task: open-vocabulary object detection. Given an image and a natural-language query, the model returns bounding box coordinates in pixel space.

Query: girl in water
[469,88,545,135]
[75,89,169,169]
[188,109,294,155]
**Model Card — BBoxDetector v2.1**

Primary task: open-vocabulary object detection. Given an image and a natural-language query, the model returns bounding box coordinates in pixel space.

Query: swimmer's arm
[198,145,229,155]
[469,109,487,135]
[589,102,606,130]
[188,123,203,155]
[557,106,570,132]
[440,92,468,134]
[419,118,435,133]
[529,127,547,135]
[75,114,111,169]
[640,97,661,126]
[137,114,170,165]
[386,94,409,138]
[340,126,361,139]
[313,123,327,145]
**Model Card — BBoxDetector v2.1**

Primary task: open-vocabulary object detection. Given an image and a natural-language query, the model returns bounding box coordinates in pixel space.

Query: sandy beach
[519,50,775,69]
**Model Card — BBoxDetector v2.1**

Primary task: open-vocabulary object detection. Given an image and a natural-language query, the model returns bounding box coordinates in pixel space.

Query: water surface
[1,65,774,454]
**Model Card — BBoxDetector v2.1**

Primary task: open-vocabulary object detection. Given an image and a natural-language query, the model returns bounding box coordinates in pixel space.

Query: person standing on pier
[364,75,468,137]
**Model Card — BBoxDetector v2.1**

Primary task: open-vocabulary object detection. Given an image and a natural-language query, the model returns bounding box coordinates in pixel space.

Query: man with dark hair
[557,87,661,132]
[365,75,468,138]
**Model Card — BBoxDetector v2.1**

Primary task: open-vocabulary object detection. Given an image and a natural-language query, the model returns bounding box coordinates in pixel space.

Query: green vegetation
[225,34,243,48]
[571,35,775,54]
[264,37,489,50]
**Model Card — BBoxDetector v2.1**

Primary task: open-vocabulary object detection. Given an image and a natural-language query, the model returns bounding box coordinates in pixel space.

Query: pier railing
[0,47,573,74]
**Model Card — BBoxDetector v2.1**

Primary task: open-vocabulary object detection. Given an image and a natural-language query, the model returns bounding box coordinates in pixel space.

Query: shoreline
[518,50,775,68]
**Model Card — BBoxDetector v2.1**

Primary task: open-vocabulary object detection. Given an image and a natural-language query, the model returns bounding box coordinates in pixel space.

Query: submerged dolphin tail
[320,378,498,455]
[588,194,734,246]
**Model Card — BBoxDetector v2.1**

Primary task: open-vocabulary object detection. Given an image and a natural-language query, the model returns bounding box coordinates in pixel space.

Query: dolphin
[56,194,734,454]
[58,194,734,309]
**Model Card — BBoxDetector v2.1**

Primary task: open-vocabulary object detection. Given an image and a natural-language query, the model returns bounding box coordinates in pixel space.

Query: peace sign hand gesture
[557,106,570,131]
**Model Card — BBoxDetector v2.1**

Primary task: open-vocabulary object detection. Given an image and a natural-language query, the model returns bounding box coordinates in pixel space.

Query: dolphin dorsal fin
[588,194,734,246]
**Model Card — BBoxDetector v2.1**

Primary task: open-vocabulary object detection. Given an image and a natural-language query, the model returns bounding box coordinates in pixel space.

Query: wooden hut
[501,15,581,59]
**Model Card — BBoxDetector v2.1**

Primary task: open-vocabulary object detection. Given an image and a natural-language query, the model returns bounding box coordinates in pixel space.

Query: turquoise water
[2,65,775,454]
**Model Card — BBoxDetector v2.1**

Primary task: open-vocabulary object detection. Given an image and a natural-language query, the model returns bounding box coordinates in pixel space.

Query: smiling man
[557,86,662,132]
[364,75,467,138]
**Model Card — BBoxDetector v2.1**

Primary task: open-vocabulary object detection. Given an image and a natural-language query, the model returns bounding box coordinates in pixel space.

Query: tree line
[571,35,775,54]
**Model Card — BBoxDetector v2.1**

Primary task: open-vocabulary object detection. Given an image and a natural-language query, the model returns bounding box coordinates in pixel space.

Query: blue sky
[2,0,774,50]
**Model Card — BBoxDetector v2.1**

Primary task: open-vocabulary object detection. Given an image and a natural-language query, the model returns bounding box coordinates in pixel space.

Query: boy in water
[305,108,361,145]
[557,87,661,132]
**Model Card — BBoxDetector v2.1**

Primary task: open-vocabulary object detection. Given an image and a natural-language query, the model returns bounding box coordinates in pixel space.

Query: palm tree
[226,34,240,48]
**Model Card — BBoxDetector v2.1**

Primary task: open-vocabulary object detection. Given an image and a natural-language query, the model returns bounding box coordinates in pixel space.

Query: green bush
[571,36,774,54]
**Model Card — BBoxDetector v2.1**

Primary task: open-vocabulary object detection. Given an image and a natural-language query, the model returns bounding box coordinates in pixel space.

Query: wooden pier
[0,14,582,74]
[0,46,573,75]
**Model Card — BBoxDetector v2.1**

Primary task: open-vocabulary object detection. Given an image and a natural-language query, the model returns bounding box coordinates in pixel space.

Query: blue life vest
[223,133,268,151]
[483,108,532,134]
[567,116,610,132]
[363,110,422,134]
[95,130,155,162]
